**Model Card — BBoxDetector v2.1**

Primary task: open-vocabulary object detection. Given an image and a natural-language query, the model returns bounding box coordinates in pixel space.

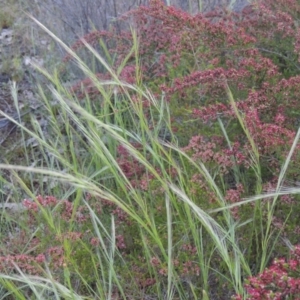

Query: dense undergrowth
[1,0,300,299]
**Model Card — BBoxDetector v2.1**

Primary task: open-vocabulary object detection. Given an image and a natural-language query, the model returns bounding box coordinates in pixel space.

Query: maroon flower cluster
[116,144,146,188]
[0,194,132,278]
[234,245,300,299]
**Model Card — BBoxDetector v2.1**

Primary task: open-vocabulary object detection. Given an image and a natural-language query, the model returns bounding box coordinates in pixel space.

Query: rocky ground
[0,25,47,158]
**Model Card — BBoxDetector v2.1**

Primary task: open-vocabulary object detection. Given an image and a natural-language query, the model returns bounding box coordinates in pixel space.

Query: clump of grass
[0,2,300,299]
[0,22,243,299]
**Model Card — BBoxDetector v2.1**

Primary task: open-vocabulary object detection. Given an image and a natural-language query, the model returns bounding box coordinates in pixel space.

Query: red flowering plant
[234,244,300,299]
[0,196,82,277]
[0,194,134,291]
[39,0,300,296]
[64,0,300,161]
